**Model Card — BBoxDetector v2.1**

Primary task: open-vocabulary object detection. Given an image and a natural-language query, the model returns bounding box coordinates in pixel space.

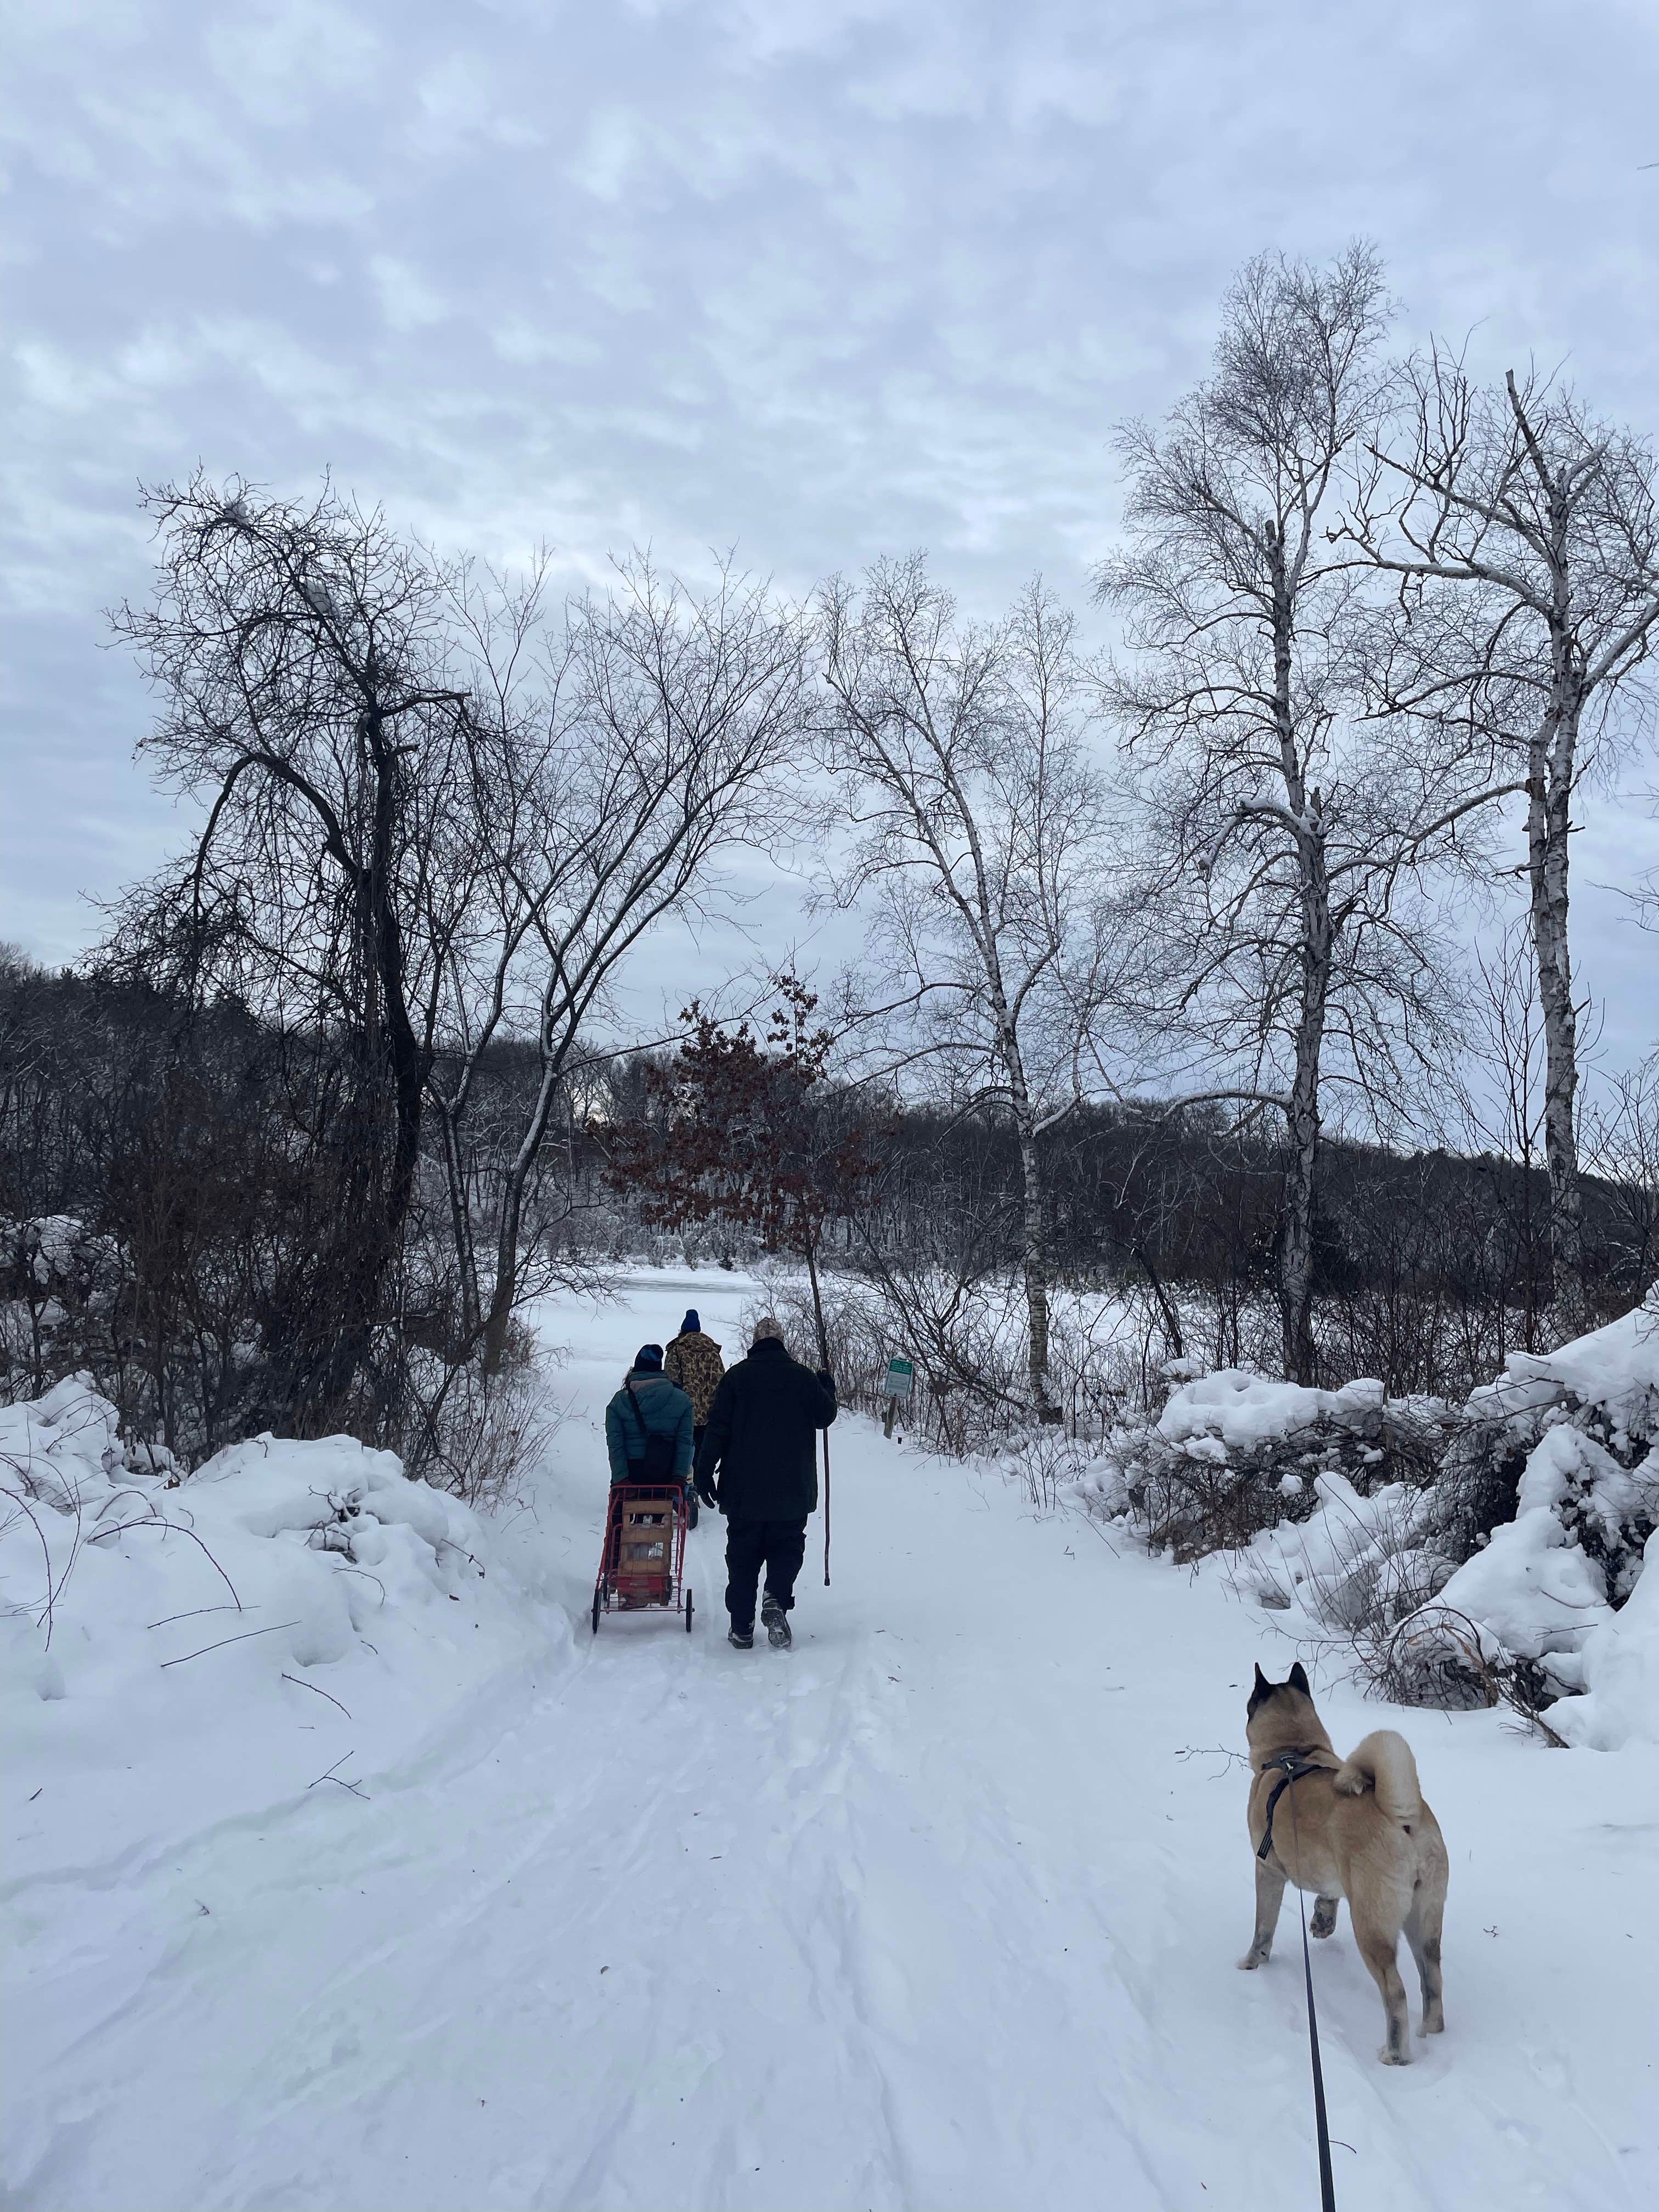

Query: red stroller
[591,1482,694,1634]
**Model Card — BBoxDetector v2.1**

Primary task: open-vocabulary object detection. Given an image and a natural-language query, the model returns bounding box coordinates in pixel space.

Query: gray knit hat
[751,1314,785,1347]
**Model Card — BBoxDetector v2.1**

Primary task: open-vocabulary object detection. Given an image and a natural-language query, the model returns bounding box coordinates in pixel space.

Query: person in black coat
[694,1315,836,1650]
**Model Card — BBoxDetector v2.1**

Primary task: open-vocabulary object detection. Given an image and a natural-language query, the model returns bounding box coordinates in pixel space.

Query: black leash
[1260,1754,1338,2212]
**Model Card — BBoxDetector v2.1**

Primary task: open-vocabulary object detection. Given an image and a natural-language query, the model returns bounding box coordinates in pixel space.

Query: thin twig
[307,1754,368,1799]
[281,1672,353,1718]
[160,1621,300,1668]
[147,1604,246,1630]
[331,1564,386,1604]
[1074,1509,1122,1556]
[89,1517,242,1610]
[1175,1743,1249,1774]
[1,1480,58,1646]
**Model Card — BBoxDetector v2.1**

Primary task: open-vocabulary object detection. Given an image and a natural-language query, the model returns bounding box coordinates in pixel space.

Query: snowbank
[1247,1301,1658,1740]
[1222,1467,1454,1630]
[1431,1508,1612,1668]
[1414,1304,1659,1735]
[3,1379,567,1881]
[1502,1301,1659,1437]
[1071,1296,1659,1746]
[1549,1528,1659,1749]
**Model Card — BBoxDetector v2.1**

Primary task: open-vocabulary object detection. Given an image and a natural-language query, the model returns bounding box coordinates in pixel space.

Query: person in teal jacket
[603,1342,694,1487]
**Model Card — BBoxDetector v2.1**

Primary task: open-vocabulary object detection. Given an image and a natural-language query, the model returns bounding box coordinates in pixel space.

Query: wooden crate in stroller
[592,1481,693,1634]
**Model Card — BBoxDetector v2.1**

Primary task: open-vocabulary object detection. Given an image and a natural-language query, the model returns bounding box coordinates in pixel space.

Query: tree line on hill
[4,951,1655,1473]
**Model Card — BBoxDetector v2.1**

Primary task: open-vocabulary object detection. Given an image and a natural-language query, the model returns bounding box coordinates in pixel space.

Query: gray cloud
[3,0,1656,1054]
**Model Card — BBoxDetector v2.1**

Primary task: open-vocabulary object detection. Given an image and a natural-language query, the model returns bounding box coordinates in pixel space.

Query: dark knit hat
[633,1342,664,1373]
[681,1308,700,1334]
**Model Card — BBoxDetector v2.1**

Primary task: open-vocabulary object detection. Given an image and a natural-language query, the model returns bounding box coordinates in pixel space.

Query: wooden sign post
[882,1356,914,1439]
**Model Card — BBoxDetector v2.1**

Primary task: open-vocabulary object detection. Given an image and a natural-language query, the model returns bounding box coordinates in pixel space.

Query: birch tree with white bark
[816,559,1126,1417]
[1097,247,1492,1384]
[1348,354,1659,1325]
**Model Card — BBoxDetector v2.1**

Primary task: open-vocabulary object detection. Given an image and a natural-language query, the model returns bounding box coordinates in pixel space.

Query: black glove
[695,1477,719,1511]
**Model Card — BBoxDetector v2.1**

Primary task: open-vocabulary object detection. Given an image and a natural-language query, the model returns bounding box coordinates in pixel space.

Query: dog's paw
[1310,1902,1338,1939]
[1378,2045,1413,2066]
[1421,2012,1445,2035]
[1237,1949,1267,1971]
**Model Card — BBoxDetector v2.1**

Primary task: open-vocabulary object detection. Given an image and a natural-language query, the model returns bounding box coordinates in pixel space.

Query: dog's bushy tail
[1333,1730,1421,1825]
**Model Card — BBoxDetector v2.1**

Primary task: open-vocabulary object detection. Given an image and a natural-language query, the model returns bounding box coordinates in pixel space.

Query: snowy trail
[6,1274,1656,2210]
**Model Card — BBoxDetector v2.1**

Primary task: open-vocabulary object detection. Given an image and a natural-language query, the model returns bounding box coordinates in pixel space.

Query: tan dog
[1239,1662,1448,2065]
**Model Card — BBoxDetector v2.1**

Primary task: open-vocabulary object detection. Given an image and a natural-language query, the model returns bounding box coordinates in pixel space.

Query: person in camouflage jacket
[664,1310,725,1447]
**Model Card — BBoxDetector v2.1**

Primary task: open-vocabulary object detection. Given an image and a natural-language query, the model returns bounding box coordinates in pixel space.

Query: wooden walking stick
[804,1232,832,1587]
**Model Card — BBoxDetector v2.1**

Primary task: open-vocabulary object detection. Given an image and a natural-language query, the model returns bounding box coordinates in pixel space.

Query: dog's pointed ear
[1252,1664,1269,1690]
[1247,1663,1271,1715]
[1288,1661,1311,1694]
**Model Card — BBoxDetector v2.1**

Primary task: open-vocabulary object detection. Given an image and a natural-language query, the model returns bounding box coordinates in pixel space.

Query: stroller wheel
[687,1491,700,1529]
[590,1588,601,1634]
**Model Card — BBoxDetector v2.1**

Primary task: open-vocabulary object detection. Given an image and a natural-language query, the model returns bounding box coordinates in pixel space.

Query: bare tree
[816,560,1124,1416]
[1351,353,1659,1323]
[111,473,472,1427]
[1097,247,1490,1383]
[1448,919,1550,1352]
[111,488,811,1439]
[426,557,813,1374]
[411,554,574,1367]
[1583,1051,1659,1313]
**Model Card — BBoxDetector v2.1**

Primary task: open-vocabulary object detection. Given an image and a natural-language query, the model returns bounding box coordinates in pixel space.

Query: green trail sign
[881,1355,915,1440]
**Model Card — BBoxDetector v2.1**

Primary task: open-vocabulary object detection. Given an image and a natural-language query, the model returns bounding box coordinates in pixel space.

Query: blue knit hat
[681,1309,700,1334]
[633,1342,664,1372]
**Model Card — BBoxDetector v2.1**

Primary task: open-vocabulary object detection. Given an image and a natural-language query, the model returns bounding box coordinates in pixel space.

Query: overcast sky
[4,0,1657,1060]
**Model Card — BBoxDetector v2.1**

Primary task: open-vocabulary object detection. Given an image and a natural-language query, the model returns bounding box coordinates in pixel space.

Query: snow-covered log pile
[1067,1362,1458,1562]
[2,1377,563,1874]
[1070,1300,1659,1745]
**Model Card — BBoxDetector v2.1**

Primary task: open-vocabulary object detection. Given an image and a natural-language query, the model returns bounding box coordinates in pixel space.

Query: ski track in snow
[5,1273,1656,2210]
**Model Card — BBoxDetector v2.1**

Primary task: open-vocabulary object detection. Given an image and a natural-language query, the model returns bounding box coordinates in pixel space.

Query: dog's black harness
[1256,1751,1329,1861]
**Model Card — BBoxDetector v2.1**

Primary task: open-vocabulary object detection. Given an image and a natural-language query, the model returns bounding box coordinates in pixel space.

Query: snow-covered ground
[4,1271,1656,2210]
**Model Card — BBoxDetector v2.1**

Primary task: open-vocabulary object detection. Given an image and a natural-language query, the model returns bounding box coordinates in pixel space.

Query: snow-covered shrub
[1547,1528,1659,1749]
[1086,1299,1659,1732]
[998,1425,1097,1515]
[3,1376,504,1669]
[403,1331,563,1508]
[1070,1365,1457,1563]
[2,1376,561,1872]
[747,1266,1150,1457]
[1223,1469,1457,1632]
[1391,1302,1659,1728]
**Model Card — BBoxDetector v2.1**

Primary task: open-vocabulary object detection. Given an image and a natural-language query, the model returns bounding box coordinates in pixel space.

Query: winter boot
[761,1593,792,1650]
[728,1624,754,1649]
